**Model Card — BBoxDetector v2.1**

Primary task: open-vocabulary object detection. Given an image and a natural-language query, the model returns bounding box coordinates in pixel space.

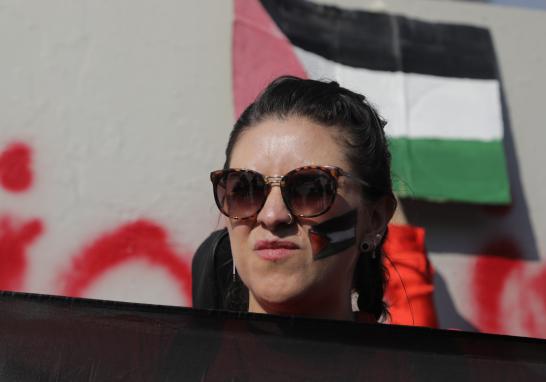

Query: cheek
[227,222,252,265]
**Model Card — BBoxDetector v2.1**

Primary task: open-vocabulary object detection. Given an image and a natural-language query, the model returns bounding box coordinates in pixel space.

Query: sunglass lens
[217,170,266,218]
[284,169,336,217]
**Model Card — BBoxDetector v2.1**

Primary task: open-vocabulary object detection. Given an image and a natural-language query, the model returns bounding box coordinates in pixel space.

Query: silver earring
[232,261,237,282]
[287,212,294,225]
[371,234,383,260]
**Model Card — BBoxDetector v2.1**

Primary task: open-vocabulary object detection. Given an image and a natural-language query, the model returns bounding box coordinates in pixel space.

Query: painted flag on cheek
[233,0,511,204]
[309,209,357,260]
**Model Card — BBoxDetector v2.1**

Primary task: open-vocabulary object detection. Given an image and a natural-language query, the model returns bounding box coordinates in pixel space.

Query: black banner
[1,291,545,381]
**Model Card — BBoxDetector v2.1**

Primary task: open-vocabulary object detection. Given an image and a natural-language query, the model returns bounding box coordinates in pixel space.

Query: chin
[250,279,313,311]
[257,289,299,305]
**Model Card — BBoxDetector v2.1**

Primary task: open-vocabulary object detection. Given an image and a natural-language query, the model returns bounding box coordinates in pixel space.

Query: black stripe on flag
[260,0,498,80]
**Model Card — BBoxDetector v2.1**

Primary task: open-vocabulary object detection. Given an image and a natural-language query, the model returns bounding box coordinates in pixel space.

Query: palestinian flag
[233,0,511,204]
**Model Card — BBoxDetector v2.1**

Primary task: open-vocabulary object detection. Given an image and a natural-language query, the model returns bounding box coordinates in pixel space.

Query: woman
[207,76,397,323]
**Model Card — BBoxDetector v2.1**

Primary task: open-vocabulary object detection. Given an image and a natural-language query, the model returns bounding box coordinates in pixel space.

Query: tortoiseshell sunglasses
[210,165,371,220]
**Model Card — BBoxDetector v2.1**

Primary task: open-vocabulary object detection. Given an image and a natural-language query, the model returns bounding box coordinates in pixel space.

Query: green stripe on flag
[389,138,511,204]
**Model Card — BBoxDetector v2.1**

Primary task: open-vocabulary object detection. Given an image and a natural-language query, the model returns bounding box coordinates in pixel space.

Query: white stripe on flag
[327,227,355,243]
[294,47,503,141]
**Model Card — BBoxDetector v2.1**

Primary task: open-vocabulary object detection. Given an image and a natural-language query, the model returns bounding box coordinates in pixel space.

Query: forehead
[229,116,350,175]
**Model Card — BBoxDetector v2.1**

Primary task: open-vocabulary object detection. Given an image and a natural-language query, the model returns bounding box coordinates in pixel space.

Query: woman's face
[226,116,383,320]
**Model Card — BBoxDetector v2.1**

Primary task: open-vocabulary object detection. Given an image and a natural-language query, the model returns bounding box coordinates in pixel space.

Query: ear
[365,195,397,240]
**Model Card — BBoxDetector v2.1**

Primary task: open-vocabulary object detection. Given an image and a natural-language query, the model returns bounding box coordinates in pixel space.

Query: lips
[254,240,299,261]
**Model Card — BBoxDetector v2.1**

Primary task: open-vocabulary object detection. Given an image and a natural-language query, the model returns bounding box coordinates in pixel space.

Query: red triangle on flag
[233,0,307,118]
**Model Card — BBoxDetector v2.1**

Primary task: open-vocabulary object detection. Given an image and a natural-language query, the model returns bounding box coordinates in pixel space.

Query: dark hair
[224,76,395,321]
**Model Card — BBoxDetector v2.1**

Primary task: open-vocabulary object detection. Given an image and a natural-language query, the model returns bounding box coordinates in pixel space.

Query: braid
[354,228,390,321]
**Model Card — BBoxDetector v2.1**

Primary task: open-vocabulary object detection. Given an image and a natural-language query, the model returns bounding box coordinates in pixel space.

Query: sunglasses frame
[210,165,372,220]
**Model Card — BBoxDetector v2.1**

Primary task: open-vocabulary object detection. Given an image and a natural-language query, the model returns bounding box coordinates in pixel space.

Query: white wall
[0,0,233,305]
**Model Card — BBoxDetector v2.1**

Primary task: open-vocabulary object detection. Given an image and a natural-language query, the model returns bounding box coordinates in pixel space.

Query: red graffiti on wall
[0,142,44,291]
[1,140,192,305]
[473,239,546,338]
[0,142,33,192]
[61,220,192,304]
[0,216,44,291]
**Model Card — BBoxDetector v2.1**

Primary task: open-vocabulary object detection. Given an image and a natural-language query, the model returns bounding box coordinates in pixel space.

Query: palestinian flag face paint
[309,209,357,260]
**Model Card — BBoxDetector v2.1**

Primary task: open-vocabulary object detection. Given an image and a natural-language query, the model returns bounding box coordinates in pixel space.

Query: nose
[256,183,293,229]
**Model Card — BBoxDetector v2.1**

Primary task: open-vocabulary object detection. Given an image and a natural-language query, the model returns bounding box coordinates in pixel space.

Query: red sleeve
[383,224,438,328]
